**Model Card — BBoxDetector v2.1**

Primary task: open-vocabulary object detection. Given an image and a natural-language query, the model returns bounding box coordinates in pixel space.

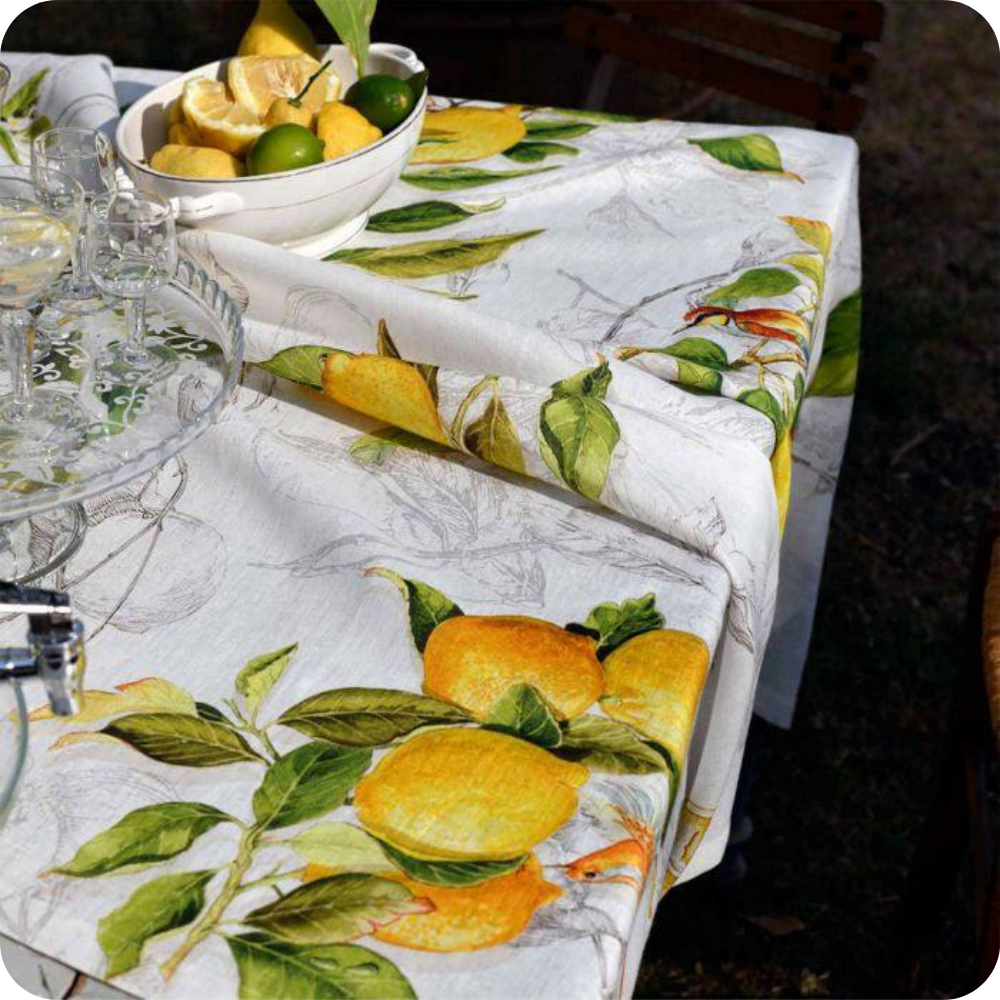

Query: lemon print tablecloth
[0,53,860,1000]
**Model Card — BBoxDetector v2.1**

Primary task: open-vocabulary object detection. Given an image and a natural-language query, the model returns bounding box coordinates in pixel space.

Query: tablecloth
[0,52,860,1000]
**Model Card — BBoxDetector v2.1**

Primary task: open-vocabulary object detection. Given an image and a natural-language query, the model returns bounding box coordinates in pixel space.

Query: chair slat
[565,7,866,130]
[617,1,875,84]
[747,0,885,41]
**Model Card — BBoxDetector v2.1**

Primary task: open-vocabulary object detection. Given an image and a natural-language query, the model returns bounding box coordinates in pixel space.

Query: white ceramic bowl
[116,43,426,256]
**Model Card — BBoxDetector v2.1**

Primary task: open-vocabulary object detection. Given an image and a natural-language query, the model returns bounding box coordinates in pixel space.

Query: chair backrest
[564,0,885,132]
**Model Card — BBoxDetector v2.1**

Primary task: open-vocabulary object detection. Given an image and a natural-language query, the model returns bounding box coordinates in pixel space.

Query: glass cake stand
[0,257,244,582]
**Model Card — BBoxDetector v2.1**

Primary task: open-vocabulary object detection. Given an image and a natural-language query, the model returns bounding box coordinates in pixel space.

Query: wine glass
[31,127,116,320]
[0,166,89,460]
[86,190,179,386]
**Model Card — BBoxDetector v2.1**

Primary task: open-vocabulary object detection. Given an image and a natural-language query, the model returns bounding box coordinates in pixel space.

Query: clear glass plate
[0,257,244,521]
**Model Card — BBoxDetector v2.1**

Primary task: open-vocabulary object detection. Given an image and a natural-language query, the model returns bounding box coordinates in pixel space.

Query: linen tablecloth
[0,54,860,999]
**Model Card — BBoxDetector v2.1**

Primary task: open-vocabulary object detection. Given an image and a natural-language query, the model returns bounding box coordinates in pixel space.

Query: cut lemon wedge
[181,77,264,158]
[228,54,340,120]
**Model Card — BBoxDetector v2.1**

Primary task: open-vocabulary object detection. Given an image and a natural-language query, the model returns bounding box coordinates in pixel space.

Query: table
[0,52,860,1000]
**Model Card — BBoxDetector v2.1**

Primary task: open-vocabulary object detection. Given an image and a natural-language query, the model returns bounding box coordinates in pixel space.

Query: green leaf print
[103,713,265,766]
[401,165,557,190]
[243,873,427,944]
[366,567,464,652]
[461,385,526,474]
[484,683,562,748]
[98,870,214,977]
[276,688,470,746]
[51,803,234,877]
[286,823,391,874]
[705,267,801,307]
[378,840,529,887]
[252,743,373,830]
[235,643,298,717]
[504,141,579,163]
[257,345,341,389]
[539,363,621,501]
[348,426,449,465]
[2,69,48,118]
[674,359,723,394]
[556,715,670,775]
[782,252,825,291]
[367,198,504,233]
[227,934,416,1000]
[808,289,861,397]
[524,119,596,140]
[737,386,787,437]
[660,337,730,370]
[328,230,543,278]
[545,106,643,123]
[688,133,801,180]
[568,593,664,656]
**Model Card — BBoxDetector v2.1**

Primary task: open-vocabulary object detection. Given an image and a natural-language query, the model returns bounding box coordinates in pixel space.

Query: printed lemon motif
[181,78,264,157]
[149,144,245,179]
[771,430,793,533]
[316,102,383,160]
[322,352,448,445]
[354,728,588,861]
[237,0,318,58]
[423,615,603,719]
[228,54,337,119]
[373,855,561,952]
[600,629,710,765]
[410,106,526,164]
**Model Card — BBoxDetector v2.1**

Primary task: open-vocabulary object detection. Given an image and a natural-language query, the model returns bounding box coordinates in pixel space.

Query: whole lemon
[315,102,382,160]
[423,615,604,719]
[601,629,710,766]
[245,122,325,175]
[344,74,415,132]
[354,727,588,861]
[149,144,245,179]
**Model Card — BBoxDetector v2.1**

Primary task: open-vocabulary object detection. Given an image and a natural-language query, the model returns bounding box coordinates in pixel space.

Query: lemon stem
[291,60,331,107]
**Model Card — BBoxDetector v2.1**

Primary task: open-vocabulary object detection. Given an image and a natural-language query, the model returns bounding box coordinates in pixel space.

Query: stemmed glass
[0,166,88,459]
[86,190,179,386]
[31,127,116,320]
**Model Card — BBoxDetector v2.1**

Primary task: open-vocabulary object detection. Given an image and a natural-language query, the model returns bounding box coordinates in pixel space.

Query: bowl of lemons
[116,0,427,256]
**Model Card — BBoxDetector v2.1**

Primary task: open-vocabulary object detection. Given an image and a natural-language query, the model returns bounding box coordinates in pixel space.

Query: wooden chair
[563,0,885,132]
[901,514,1000,991]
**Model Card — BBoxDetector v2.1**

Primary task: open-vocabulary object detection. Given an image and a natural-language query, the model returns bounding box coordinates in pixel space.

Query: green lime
[344,74,416,133]
[246,123,325,176]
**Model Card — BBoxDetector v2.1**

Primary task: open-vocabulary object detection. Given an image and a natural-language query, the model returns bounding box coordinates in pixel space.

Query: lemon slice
[228,55,340,119]
[181,77,264,158]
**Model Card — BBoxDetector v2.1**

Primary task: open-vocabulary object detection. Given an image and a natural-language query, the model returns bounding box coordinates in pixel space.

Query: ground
[4,1,999,997]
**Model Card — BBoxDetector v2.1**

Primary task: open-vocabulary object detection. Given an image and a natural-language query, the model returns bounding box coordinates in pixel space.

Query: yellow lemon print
[771,430,793,534]
[600,629,710,766]
[354,728,588,861]
[374,855,561,952]
[321,353,448,445]
[410,106,526,164]
[423,615,603,720]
